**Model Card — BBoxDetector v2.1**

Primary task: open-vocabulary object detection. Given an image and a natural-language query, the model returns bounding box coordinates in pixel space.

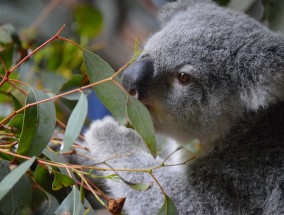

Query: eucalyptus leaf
[60,74,84,91]
[34,165,54,194]
[0,160,32,215]
[43,148,74,177]
[83,50,127,124]
[157,195,177,215]
[61,92,88,152]
[17,88,56,157]
[43,192,60,215]
[8,114,23,137]
[52,172,76,191]
[55,186,95,215]
[127,97,157,157]
[0,157,35,200]
[9,93,22,110]
[32,190,59,215]
[39,72,66,93]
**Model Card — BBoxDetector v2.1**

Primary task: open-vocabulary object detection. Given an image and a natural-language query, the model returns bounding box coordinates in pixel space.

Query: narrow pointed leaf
[157,195,177,215]
[17,88,56,157]
[42,148,73,177]
[0,157,35,200]
[83,50,127,123]
[55,186,95,215]
[127,97,157,157]
[52,172,75,191]
[61,92,88,152]
[0,160,32,214]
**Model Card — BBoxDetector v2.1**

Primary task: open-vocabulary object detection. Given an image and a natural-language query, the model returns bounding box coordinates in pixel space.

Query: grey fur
[83,0,284,214]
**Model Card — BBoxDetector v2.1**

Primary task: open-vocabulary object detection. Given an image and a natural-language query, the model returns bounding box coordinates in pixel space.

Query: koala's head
[121,0,284,146]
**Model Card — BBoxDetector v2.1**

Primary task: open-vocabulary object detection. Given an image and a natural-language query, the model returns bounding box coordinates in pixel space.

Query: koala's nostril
[121,56,154,100]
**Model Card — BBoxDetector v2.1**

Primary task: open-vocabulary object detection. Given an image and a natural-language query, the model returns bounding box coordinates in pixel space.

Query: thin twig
[10,25,66,74]
[58,36,83,50]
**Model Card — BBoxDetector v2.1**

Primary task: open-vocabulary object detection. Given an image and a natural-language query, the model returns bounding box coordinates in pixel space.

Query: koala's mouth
[140,98,158,119]
[140,98,152,110]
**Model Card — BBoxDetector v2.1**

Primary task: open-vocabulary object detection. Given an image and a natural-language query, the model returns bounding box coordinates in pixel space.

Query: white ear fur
[240,75,284,111]
[240,84,272,111]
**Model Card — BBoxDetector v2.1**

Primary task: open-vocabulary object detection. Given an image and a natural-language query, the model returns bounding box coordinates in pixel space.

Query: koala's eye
[178,72,191,84]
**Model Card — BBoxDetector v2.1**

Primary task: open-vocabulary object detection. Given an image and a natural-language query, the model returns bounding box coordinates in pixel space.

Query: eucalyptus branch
[78,173,108,207]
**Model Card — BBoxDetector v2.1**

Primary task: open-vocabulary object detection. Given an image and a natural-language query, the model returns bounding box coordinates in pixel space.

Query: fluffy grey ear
[239,36,284,111]
[159,0,213,25]
[240,76,284,111]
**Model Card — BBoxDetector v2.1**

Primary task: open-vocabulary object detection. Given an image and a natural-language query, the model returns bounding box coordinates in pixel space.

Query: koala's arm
[84,117,194,215]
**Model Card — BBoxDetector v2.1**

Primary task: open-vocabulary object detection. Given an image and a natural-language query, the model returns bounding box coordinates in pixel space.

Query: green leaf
[0,157,35,200]
[43,148,74,177]
[60,74,84,91]
[17,88,56,157]
[59,74,90,100]
[9,93,22,110]
[127,97,157,157]
[61,92,88,152]
[74,5,103,38]
[34,165,54,193]
[31,190,59,215]
[157,195,177,215]
[55,186,95,215]
[39,72,66,93]
[8,114,23,137]
[43,193,60,215]
[0,160,32,215]
[83,50,127,123]
[128,182,152,191]
[52,172,76,191]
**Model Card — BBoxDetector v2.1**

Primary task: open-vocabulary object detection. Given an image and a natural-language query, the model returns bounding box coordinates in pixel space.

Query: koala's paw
[84,116,148,162]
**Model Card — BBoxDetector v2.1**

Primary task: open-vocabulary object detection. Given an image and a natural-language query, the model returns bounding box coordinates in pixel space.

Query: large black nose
[121,57,154,99]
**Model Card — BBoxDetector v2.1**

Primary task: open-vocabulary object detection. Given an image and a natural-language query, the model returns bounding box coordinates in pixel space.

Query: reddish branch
[0,25,65,87]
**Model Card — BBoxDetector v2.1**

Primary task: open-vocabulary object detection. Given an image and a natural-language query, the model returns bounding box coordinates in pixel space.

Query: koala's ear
[240,67,284,111]
[159,0,213,25]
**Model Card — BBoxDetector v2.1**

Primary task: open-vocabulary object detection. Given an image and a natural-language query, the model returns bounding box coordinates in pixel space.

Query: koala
[82,0,284,214]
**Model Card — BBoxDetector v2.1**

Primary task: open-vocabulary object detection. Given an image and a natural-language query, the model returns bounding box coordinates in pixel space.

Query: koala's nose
[121,57,154,100]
